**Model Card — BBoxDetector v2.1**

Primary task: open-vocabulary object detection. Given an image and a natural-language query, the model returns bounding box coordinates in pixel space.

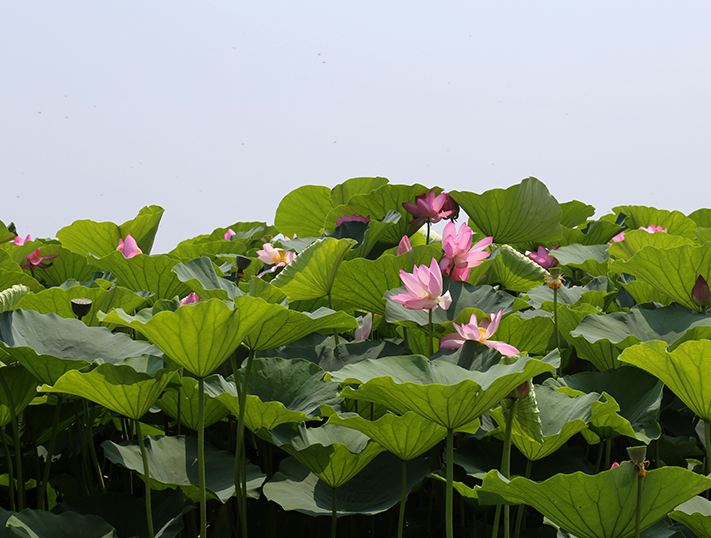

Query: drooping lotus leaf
[179,220,271,246]
[256,423,385,488]
[0,268,42,293]
[545,366,663,443]
[41,363,175,421]
[669,496,711,538]
[560,201,596,229]
[5,509,120,538]
[607,229,695,261]
[327,411,447,461]
[559,219,625,246]
[550,244,610,277]
[0,310,162,386]
[168,240,249,263]
[330,355,556,430]
[490,244,547,293]
[488,385,597,461]
[274,185,334,238]
[238,277,288,305]
[478,463,711,538]
[450,177,562,247]
[102,435,265,502]
[619,340,711,422]
[337,212,403,260]
[0,249,22,272]
[612,205,698,238]
[89,252,192,305]
[157,374,230,431]
[99,297,273,378]
[0,364,39,427]
[172,257,243,300]
[17,285,149,327]
[494,313,556,355]
[0,285,28,313]
[621,279,673,307]
[263,452,431,517]
[610,243,711,312]
[205,358,341,431]
[272,237,357,301]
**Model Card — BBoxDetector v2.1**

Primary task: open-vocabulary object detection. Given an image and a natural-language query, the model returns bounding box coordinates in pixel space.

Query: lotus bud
[692,275,711,309]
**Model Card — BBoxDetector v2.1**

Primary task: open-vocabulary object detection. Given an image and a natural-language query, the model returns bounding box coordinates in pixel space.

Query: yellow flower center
[478,327,488,341]
[273,249,289,264]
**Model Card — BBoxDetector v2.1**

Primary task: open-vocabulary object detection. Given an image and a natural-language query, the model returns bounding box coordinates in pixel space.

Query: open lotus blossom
[439,310,519,355]
[20,248,58,270]
[257,243,296,276]
[117,235,142,258]
[355,312,373,340]
[389,258,452,311]
[402,190,458,227]
[610,231,626,243]
[224,228,236,240]
[529,246,558,269]
[336,214,370,227]
[180,292,200,305]
[14,234,31,246]
[397,235,412,255]
[440,222,493,281]
[610,225,667,244]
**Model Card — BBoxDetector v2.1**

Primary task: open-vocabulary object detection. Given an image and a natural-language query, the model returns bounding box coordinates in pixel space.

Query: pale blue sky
[3,1,710,252]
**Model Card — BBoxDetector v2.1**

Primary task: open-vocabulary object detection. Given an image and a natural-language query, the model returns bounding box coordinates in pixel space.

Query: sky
[3,1,710,253]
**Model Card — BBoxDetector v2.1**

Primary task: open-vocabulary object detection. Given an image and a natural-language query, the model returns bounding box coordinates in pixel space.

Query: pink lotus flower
[692,275,711,308]
[610,231,626,243]
[224,229,236,240]
[117,235,142,258]
[336,214,370,227]
[528,246,558,269]
[389,258,452,311]
[180,292,201,305]
[355,312,373,340]
[402,190,458,227]
[640,225,667,233]
[440,222,493,281]
[440,194,460,221]
[397,236,412,255]
[14,234,31,246]
[439,311,519,356]
[610,462,620,469]
[257,243,296,276]
[20,249,58,270]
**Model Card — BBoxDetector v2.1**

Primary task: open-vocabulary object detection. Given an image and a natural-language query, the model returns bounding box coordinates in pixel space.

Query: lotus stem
[513,459,532,538]
[198,376,207,538]
[234,349,255,538]
[1,427,15,511]
[329,293,340,346]
[135,420,155,538]
[446,428,454,538]
[428,309,434,357]
[0,373,24,510]
[502,399,518,538]
[331,486,338,538]
[398,458,407,538]
[604,438,612,472]
[595,439,604,472]
[426,221,431,245]
[83,400,106,493]
[39,396,63,510]
[553,286,561,375]
[176,368,183,436]
[705,420,711,477]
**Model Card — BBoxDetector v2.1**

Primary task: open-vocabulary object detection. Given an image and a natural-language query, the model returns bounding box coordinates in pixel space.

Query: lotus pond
[2,177,711,538]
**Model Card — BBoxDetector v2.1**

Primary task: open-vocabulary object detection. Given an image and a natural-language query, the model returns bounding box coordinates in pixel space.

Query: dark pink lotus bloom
[14,234,31,246]
[336,214,370,227]
[639,225,667,233]
[180,292,201,305]
[389,258,452,311]
[529,246,558,269]
[397,236,412,255]
[440,222,493,281]
[402,190,457,227]
[224,229,236,240]
[439,310,519,356]
[117,235,142,258]
[692,275,711,308]
[20,249,58,270]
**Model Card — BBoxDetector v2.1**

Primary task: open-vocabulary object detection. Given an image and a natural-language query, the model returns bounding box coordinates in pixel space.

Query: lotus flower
[14,234,31,246]
[180,292,201,305]
[389,258,452,311]
[440,194,460,221]
[610,462,620,469]
[528,246,558,269]
[257,243,296,276]
[116,235,142,258]
[336,214,370,227]
[439,310,519,356]
[355,312,373,340]
[402,190,458,227]
[439,222,493,281]
[397,235,412,255]
[692,275,711,308]
[224,228,236,240]
[640,225,667,233]
[20,249,58,270]
[610,231,626,243]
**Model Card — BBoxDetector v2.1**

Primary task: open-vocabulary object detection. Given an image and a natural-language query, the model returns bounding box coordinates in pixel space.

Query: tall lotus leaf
[479,463,711,538]
[330,176,390,206]
[116,205,164,254]
[274,185,333,238]
[619,340,711,422]
[327,411,447,461]
[340,211,402,260]
[669,496,711,538]
[490,244,547,293]
[550,244,610,277]
[450,177,562,247]
[102,435,265,502]
[180,221,270,245]
[89,252,192,305]
[40,247,95,287]
[559,219,625,246]
[495,314,556,355]
[560,200,596,228]
[0,220,14,244]
[608,229,695,262]
[42,363,175,420]
[57,220,121,258]
[331,244,441,315]
[6,510,120,538]
[0,310,162,386]
[17,285,149,327]
[157,375,230,430]
[612,205,698,238]
[99,297,272,377]
[206,358,341,431]
[0,364,39,427]
[172,257,243,301]
[257,423,385,488]
[168,240,249,262]
[272,237,357,301]
[0,284,28,313]
[331,355,555,430]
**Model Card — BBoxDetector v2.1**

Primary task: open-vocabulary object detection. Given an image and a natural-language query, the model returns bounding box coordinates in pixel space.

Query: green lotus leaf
[338,211,402,260]
[0,269,42,292]
[478,463,711,538]
[0,285,28,313]
[607,229,696,261]
[330,355,555,430]
[272,237,357,301]
[619,339,711,422]
[669,496,711,538]
[490,244,547,293]
[157,375,230,430]
[180,221,271,246]
[17,285,149,328]
[257,423,385,488]
[39,247,96,287]
[494,313,556,355]
[556,304,603,346]
[99,297,273,377]
[560,201,596,228]
[206,358,341,431]
[489,385,596,461]
[89,252,192,305]
[263,452,430,517]
[0,364,39,427]
[57,220,121,259]
[6,510,120,538]
[331,244,441,315]
[0,310,162,386]
[551,244,610,277]
[612,205,698,238]
[116,205,165,254]
[450,177,562,247]
[689,208,711,228]
[0,250,22,272]
[559,219,625,246]
[42,363,175,420]
[172,257,243,301]
[238,277,288,305]
[330,176,390,207]
[327,411,447,461]
[525,280,611,313]
[168,240,249,263]
[102,435,265,502]
[0,220,14,244]
[274,185,334,238]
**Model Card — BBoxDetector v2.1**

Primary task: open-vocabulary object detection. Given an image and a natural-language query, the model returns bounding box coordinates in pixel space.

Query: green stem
[176,368,183,436]
[553,286,561,375]
[398,459,407,538]
[234,350,255,538]
[446,428,454,538]
[604,438,612,472]
[198,377,207,538]
[331,486,338,538]
[0,373,24,510]
[502,399,518,538]
[635,472,642,538]
[426,221,431,245]
[136,420,155,538]
[513,459,532,538]
[595,440,604,472]
[39,396,63,510]
[705,420,711,477]
[83,400,105,493]
[1,427,15,511]
[329,294,340,346]
[428,309,434,357]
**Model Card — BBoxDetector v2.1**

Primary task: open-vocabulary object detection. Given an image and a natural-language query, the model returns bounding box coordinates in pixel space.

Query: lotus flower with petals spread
[440,222,493,281]
[402,190,458,227]
[116,235,142,258]
[397,235,412,255]
[439,310,519,355]
[257,243,296,276]
[529,246,558,269]
[180,292,200,305]
[640,225,667,233]
[20,249,58,270]
[14,234,31,246]
[336,214,370,227]
[389,258,452,311]
[224,228,236,240]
